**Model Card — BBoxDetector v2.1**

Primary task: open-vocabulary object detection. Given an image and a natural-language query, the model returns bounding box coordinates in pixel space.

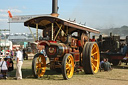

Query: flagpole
[9,17,10,39]
[8,10,11,50]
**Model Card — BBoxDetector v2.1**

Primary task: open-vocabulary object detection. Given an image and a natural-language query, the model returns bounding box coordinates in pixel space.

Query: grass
[7,60,63,80]
[6,60,128,80]
[7,59,91,80]
[0,59,128,85]
[6,60,33,80]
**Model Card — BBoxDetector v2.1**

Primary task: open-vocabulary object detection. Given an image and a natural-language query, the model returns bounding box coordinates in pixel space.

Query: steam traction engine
[24,0,100,80]
[24,16,100,79]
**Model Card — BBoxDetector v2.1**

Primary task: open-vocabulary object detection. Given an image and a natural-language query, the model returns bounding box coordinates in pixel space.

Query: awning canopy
[24,16,100,34]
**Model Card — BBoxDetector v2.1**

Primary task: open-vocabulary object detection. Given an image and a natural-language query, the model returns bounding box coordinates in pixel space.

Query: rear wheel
[62,54,74,80]
[32,53,46,78]
[82,42,100,74]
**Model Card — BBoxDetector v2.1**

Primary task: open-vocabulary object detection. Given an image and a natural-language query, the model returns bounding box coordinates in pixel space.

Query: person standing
[0,57,8,79]
[40,46,47,61]
[6,56,14,72]
[15,47,23,80]
[23,48,28,60]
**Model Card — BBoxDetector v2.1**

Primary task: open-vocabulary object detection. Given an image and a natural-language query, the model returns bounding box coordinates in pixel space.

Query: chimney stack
[51,0,59,17]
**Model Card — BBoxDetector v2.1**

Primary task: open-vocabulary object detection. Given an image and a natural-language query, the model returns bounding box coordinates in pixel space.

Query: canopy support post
[88,32,90,39]
[66,26,68,34]
[36,23,38,41]
[52,23,54,41]
[28,26,36,41]
[54,22,63,41]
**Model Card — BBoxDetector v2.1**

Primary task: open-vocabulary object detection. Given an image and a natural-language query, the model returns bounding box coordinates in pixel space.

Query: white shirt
[0,61,8,70]
[16,50,23,62]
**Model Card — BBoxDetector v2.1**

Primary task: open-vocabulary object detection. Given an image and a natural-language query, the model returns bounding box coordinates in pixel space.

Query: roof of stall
[24,16,100,34]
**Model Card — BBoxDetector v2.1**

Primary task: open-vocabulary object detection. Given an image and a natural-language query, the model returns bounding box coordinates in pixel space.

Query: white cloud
[11,9,22,13]
[0,19,8,22]
[0,9,22,13]
[0,14,8,17]
[0,9,8,12]
[22,6,26,9]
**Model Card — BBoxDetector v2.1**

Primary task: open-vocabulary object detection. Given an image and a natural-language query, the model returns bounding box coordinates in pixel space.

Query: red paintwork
[78,40,81,47]
[48,40,57,43]
[72,49,80,62]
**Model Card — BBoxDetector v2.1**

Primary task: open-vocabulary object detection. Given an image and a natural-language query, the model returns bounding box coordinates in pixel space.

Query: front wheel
[32,53,46,78]
[62,54,74,80]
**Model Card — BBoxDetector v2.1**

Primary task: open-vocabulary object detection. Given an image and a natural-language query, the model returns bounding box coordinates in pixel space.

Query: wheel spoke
[42,70,46,72]
[93,59,98,62]
[69,59,71,64]
[68,57,71,64]
[66,65,70,70]
[38,67,42,69]
[68,67,71,71]
[41,64,45,67]
[38,58,39,63]
[66,70,70,76]
[38,68,41,74]
[91,51,97,56]
[36,63,39,68]
[66,65,71,70]
[92,63,96,69]
[92,45,96,52]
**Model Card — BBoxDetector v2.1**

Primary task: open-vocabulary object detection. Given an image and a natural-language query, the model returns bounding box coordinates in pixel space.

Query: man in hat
[15,47,23,80]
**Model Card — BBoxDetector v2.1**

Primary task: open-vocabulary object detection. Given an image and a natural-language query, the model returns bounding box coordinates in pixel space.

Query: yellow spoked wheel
[62,54,74,80]
[82,42,100,74]
[32,53,46,78]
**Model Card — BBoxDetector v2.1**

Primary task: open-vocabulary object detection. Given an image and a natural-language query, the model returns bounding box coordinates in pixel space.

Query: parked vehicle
[97,33,128,66]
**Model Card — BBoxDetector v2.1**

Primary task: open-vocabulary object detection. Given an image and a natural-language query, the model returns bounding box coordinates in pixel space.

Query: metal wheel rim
[36,55,46,77]
[91,43,100,73]
[66,55,74,78]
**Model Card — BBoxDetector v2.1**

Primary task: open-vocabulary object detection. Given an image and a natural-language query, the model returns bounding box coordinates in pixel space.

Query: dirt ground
[0,60,128,85]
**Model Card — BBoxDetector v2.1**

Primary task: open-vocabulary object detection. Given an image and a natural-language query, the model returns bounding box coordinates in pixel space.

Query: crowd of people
[0,46,47,80]
[0,47,23,80]
[0,53,14,79]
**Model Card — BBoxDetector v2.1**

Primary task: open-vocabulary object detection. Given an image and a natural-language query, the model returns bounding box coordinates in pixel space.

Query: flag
[7,10,12,18]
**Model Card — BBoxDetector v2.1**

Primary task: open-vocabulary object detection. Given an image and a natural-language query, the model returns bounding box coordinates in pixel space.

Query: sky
[0,0,128,33]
